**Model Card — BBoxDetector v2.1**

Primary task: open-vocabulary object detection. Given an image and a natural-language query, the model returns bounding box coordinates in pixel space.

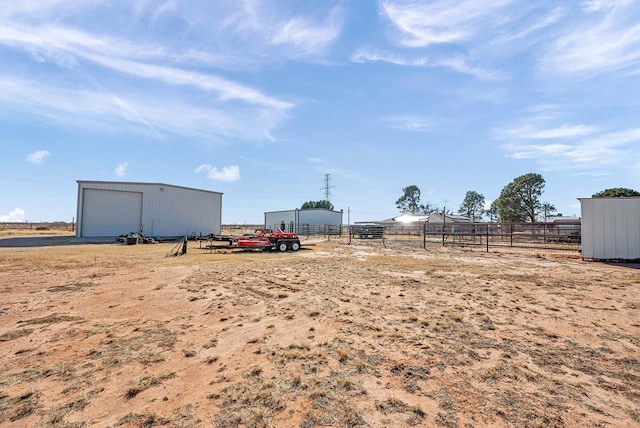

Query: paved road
[0,236,76,247]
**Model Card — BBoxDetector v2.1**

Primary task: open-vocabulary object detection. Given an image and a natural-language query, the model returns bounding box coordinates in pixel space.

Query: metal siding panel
[588,200,598,258]
[602,199,617,259]
[595,200,606,258]
[148,186,221,237]
[265,211,296,230]
[614,201,626,259]
[599,200,617,259]
[580,199,593,258]
[81,189,142,237]
[582,198,606,259]
[298,210,342,225]
[580,197,640,259]
[623,199,640,259]
[632,201,640,259]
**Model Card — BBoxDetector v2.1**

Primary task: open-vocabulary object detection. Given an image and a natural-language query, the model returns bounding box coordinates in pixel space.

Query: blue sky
[2,0,640,224]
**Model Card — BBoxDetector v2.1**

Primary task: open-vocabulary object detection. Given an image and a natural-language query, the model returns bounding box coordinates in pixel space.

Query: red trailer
[207,229,301,252]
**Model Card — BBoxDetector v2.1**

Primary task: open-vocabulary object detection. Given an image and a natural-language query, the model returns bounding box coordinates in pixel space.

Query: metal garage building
[579,197,640,260]
[264,208,343,235]
[76,181,222,239]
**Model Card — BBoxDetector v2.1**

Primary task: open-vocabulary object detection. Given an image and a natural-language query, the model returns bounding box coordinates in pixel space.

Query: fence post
[510,224,513,247]
[486,224,489,252]
[423,222,427,251]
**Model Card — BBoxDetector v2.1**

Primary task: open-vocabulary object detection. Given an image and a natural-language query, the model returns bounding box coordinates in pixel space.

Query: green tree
[396,185,422,214]
[542,202,557,221]
[592,187,640,197]
[421,201,439,214]
[458,191,485,221]
[495,173,546,222]
[487,200,499,222]
[300,200,334,210]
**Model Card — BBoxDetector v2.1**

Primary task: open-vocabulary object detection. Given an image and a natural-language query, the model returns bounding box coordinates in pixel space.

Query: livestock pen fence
[346,221,582,255]
[223,224,343,239]
[1,221,581,255]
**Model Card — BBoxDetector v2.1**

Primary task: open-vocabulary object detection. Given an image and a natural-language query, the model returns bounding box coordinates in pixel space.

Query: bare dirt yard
[0,234,638,427]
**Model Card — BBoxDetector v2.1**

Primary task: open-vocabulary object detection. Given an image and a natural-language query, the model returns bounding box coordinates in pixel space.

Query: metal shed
[76,181,222,239]
[579,197,640,260]
[264,208,343,234]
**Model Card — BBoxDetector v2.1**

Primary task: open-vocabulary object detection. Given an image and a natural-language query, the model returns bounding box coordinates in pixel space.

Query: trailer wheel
[278,242,288,252]
[291,241,300,251]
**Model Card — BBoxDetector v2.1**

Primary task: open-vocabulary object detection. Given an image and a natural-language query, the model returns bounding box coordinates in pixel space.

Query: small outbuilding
[579,197,640,260]
[75,181,222,239]
[264,208,343,234]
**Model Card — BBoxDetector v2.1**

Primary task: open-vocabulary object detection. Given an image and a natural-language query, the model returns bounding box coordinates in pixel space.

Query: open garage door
[81,189,142,237]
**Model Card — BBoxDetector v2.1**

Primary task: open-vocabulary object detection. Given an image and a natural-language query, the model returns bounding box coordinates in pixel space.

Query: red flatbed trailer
[206,229,301,252]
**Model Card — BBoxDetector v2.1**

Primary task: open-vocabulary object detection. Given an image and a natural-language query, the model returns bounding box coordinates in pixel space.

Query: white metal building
[264,208,343,233]
[76,181,222,238]
[579,197,640,260]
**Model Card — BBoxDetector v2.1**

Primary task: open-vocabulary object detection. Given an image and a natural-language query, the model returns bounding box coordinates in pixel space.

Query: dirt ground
[0,234,638,427]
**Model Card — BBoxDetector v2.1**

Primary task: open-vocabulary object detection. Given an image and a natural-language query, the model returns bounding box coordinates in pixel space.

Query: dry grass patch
[376,397,426,425]
[123,372,175,400]
[0,328,33,342]
[210,367,285,428]
[16,313,84,326]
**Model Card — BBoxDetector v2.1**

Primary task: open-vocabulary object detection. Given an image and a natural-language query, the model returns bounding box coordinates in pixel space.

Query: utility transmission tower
[321,173,335,201]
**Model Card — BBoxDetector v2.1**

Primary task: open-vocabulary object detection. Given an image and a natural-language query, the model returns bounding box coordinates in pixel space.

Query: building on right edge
[579,197,640,260]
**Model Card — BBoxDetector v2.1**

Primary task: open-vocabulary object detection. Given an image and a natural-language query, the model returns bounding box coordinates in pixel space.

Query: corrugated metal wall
[580,197,640,260]
[298,209,343,226]
[264,210,297,232]
[76,181,222,238]
[264,208,343,233]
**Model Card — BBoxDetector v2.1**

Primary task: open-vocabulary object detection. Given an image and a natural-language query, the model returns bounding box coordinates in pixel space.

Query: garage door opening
[80,189,142,237]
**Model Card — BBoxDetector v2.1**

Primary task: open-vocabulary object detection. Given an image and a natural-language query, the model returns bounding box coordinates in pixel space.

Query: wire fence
[344,221,582,256]
[222,224,344,239]
[0,222,75,232]
[1,221,583,256]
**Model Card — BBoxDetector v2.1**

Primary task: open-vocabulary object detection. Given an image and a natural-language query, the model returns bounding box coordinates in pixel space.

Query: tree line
[396,173,640,223]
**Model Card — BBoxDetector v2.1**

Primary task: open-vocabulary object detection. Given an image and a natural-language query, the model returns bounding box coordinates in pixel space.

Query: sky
[2,0,640,224]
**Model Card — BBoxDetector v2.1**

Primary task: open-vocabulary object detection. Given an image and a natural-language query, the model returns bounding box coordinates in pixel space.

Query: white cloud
[0,76,287,143]
[350,47,428,66]
[195,164,241,182]
[501,127,640,170]
[0,24,293,111]
[0,208,26,222]
[541,2,640,75]
[0,1,97,20]
[434,55,504,81]
[269,7,344,56]
[493,6,565,44]
[380,115,430,132]
[0,9,296,144]
[86,54,293,111]
[26,149,50,164]
[1,1,344,60]
[226,3,345,58]
[497,124,598,140]
[350,48,501,80]
[581,0,632,14]
[378,1,640,81]
[114,162,128,177]
[380,0,515,47]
